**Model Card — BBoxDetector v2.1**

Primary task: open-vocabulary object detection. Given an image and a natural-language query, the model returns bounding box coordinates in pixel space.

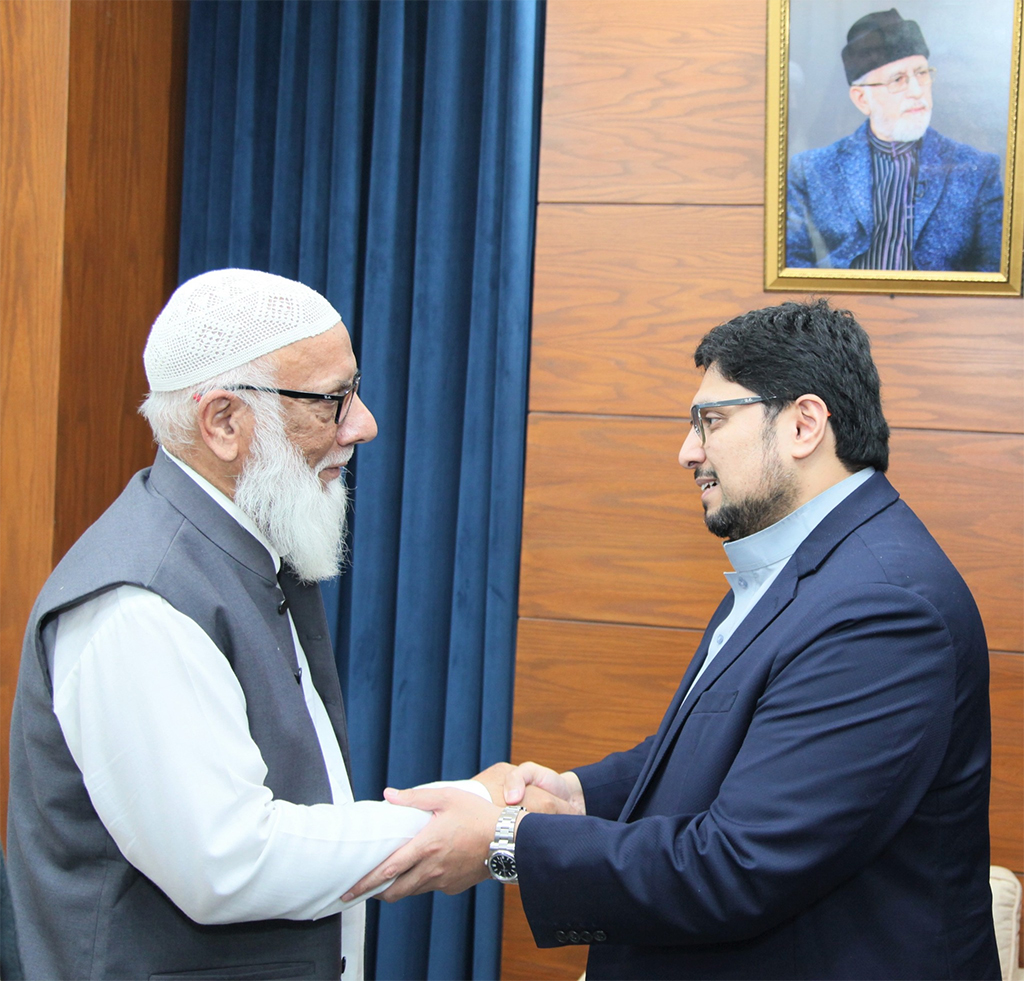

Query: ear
[195,390,252,464]
[849,85,871,116]
[786,394,831,461]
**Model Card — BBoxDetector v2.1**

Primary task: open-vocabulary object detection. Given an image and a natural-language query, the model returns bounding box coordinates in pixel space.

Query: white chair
[992,865,1023,981]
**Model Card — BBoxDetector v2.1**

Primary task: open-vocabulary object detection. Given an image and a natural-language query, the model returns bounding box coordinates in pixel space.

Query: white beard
[234,408,350,583]
[890,105,931,142]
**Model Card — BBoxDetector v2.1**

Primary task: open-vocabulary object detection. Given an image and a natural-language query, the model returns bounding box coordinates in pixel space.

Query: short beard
[702,427,798,541]
[234,401,350,583]
[890,105,931,143]
[705,483,796,541]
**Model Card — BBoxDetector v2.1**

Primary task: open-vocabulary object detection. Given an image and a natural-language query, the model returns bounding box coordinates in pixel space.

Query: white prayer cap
[144,268,342,391]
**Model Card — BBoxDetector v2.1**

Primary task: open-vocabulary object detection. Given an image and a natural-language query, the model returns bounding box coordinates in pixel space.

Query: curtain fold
[178,2,544,977]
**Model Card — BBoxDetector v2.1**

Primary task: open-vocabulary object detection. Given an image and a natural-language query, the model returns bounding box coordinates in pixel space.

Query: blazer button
[568,930,580,943]
[593,930,607,942]
[340,956,346,974]
[555,930,568,943]
[580,931,592,943]
[278,596,289,614]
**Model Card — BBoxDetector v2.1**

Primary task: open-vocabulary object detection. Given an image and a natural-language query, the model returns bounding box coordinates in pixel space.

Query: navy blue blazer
[786,122,1003,271]
[516,474,999,980]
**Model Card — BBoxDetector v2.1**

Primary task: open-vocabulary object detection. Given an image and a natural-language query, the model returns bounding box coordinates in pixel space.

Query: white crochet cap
[144,268,342,391]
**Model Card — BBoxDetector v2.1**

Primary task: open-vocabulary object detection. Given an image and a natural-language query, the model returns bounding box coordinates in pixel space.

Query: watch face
[488,851,517,881]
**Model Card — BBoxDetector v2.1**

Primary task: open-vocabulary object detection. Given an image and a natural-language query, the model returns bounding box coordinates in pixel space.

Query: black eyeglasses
[690,395,776,445]
[232,370,361,425]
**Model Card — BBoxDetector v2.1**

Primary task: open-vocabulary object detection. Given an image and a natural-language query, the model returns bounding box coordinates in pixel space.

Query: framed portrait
[765,0,1023,295]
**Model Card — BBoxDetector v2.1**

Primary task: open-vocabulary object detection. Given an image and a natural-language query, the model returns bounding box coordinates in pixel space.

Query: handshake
[341,761,585,904]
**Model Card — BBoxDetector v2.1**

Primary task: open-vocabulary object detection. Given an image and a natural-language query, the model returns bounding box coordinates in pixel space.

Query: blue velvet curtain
[178,2,544,977]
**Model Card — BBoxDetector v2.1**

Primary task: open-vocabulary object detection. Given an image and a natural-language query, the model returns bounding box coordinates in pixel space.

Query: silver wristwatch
[485,805,523,883]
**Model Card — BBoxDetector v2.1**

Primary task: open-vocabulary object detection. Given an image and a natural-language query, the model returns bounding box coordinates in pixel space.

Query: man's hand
[504,761,586,815]
[473,760,584,814]
[342,787,499,903]
[473,761,516,805]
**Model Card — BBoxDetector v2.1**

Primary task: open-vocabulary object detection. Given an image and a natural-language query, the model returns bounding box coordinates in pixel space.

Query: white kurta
[50,454,486,979]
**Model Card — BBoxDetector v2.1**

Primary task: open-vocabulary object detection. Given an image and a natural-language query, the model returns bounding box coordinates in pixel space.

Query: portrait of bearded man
[785,6,1005,272]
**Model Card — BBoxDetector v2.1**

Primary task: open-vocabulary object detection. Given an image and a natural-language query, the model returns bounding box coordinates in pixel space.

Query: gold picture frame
[765,0,1023,295]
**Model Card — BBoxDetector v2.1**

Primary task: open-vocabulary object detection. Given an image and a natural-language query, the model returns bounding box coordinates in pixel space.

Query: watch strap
[493,805,522,845]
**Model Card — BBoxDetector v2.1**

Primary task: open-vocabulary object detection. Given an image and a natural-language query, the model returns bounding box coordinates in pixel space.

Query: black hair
[693,299,889,472]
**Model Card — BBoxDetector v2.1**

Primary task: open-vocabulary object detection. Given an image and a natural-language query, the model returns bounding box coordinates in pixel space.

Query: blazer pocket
[690,689,738,714]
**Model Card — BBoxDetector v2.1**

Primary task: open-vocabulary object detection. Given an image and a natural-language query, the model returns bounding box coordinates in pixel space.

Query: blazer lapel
[680,587,792,703]
[619,580,796,821]
[617,598,729,819]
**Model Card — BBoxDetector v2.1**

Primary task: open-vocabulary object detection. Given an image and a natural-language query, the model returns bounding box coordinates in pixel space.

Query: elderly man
[787,8,1004,271]
[350,300,1000,980]
[6,269,487,981]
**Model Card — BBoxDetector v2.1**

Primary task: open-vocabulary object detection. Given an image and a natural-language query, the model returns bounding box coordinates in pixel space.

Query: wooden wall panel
[512,0,1022,976]
[55,0,188,562]
[0,0,187,839]
[887,432,1024,653]
[521,414,1023,653]
[510,618,701,772]
[0,0,71,845]
[520,413,723,628]
[539,0,765,204]
[530,204,1024,431]
[990,652,1024,871]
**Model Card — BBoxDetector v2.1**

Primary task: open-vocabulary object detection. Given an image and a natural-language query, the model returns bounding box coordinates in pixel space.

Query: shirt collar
[160,448,282,573]
[723,468,875,575]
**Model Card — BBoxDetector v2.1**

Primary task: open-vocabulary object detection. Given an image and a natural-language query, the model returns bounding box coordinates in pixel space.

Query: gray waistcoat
[7,452,350,980]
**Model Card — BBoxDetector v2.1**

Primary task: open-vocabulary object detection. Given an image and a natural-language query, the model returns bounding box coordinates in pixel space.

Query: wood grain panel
[989,652,1024,871]
[887,431,1024,653]
[538,0,765,204]
[520,413,722,629]
[530,204,1024,431]
[510,617,701,772]
[0,0,187,838]
[54,0,188,562]
[0,0,71,844]
[520,415,1023,652]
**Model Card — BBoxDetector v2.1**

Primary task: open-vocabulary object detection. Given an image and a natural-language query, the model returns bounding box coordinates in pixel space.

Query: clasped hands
[341,762,584,904]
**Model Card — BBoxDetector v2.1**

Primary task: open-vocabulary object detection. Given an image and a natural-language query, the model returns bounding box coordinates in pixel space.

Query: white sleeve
[52,585,486,925]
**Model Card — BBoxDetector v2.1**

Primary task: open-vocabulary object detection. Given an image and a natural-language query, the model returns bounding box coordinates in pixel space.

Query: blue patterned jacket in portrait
[787,121,1004,271]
